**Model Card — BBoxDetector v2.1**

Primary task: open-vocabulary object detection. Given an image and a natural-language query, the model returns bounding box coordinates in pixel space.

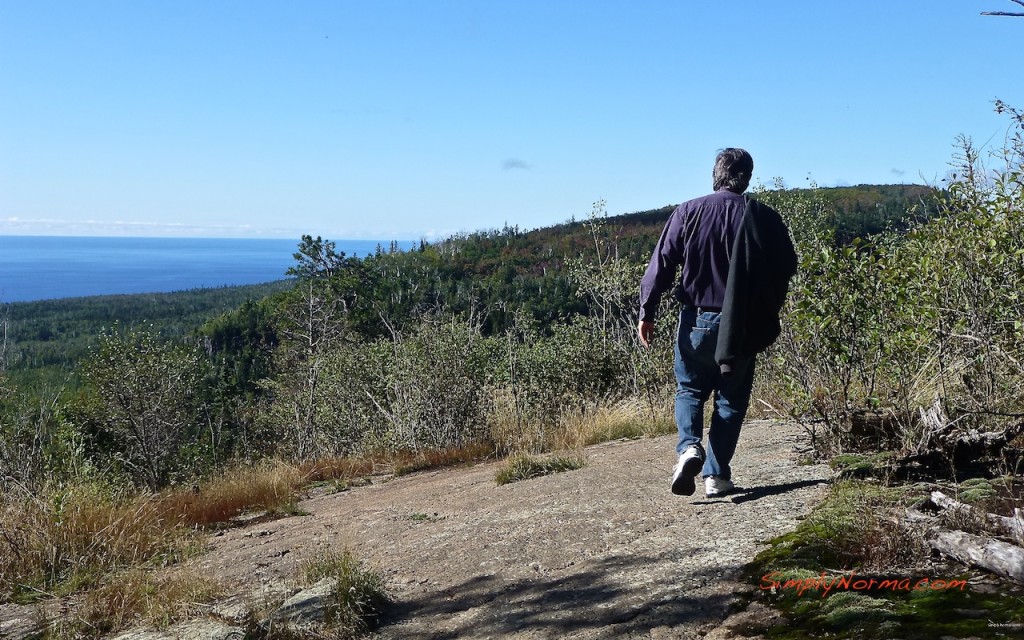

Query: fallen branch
[900,498,1024,585]
[928,528,1024,585]
[930,491,1024,546]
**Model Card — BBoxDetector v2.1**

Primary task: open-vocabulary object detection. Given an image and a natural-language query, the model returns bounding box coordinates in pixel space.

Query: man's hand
[637,320,655,349]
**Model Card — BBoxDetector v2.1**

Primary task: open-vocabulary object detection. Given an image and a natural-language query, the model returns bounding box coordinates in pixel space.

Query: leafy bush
[78,327,206,489]
[486,313,632,453]
[760,106,1024,456]
[0,377,86,490]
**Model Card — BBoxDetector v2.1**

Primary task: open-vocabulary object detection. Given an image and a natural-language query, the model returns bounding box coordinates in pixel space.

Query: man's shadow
[691,478,828,505]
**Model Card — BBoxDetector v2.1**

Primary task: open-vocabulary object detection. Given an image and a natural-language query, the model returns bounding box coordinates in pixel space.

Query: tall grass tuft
[495,452,586,485]
[489,394,673,456]
[162,461,303,527]
[390,441,494,476]
[297,456,376,483]
[556,398,675,449]
[300,549,389,635]
[0,461,306,602]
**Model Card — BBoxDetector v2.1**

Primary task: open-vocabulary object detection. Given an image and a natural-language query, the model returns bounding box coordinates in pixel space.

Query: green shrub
[78,327,206,490]
[759,106,1024,458]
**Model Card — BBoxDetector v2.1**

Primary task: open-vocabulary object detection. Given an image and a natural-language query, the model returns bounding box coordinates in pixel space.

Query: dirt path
[194,420,830,639]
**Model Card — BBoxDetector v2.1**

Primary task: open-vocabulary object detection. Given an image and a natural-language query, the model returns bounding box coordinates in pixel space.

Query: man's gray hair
[712,148,754,193]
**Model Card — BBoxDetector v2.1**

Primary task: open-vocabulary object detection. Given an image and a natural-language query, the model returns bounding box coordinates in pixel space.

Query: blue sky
[1,1,1021,240]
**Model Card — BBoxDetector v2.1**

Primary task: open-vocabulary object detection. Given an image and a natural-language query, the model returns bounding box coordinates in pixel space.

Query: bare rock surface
[193,420,830,639]
[0,607,40,640]
[107,620,245,640]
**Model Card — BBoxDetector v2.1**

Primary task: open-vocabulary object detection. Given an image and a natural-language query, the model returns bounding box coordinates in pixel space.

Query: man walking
[637,148,796,498]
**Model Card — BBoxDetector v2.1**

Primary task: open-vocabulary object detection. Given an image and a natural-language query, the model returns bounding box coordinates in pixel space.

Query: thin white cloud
[0,217,301,238]
[0,216,434,241]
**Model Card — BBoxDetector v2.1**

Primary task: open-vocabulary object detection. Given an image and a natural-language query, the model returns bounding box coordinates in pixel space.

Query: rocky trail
[2,420,831,639]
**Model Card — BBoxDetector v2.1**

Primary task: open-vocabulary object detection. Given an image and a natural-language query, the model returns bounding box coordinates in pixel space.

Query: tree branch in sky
[982,0,1024,16]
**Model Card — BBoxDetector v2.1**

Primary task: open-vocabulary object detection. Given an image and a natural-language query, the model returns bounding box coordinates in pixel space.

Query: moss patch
[747,480,1024,639]
[958,477,998,505]
[829,452,893,480]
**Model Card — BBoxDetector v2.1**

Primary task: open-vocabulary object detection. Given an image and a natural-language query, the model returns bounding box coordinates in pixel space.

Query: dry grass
[555,398,674,449]
[0,483,193,603]
[0,462,308,603]
[390,441,495,476]
[489,394,673,456]
[495,451,586,485]
[485,387,552,455]
[162,461,304,527]
[298,456,376,483]
[46,567,223,638]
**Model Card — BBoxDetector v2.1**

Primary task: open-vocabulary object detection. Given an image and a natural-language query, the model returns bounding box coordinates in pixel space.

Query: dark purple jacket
[638,189,747,322]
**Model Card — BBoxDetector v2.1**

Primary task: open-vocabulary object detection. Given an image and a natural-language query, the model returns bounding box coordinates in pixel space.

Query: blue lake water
[0,236,399,303]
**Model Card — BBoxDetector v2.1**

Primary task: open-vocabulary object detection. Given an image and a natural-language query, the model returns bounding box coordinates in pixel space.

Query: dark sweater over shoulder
[715,196,798,371]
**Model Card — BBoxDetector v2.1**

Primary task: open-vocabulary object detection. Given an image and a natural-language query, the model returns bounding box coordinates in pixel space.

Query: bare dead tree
[982,0,1024,16]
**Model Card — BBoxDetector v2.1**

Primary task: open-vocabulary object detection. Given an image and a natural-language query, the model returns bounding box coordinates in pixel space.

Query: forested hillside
[0,180,953,492]
[1,280,293,389]
[316,183,940,338]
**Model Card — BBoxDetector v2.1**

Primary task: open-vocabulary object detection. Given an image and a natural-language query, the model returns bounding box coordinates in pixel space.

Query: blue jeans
[674,307,755,480]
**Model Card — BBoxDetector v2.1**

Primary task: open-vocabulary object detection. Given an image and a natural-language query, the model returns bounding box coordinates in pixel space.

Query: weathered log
[930,491,1024,546]
[928,529,1024,585]
[890,419,1024,480]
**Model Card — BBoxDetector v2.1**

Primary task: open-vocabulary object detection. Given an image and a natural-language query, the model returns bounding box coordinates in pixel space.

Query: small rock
[272,578,336,627]
[209,594,252,624]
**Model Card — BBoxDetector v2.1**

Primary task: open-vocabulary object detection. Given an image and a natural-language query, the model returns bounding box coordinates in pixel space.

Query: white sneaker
[671,445,704,496]
[705,476,735,498]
